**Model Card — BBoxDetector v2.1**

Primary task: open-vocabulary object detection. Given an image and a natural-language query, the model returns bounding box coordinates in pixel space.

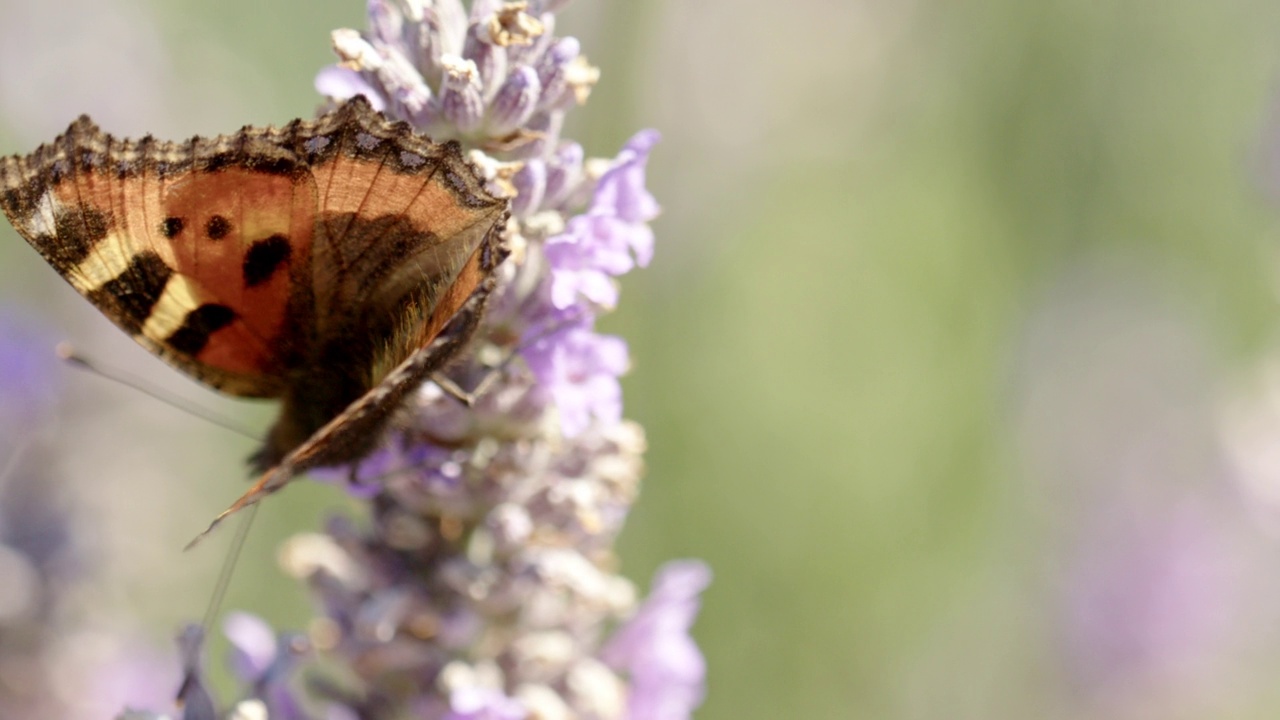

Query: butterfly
[0,97,509,542]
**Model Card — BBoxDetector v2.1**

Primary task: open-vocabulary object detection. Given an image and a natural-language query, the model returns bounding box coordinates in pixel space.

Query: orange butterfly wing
[0,98,510,542]
[0,99,505,405]
[0,121,320,397]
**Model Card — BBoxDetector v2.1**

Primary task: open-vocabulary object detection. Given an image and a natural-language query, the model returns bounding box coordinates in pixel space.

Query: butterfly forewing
[0,121,316,397]
[1,97,511,536]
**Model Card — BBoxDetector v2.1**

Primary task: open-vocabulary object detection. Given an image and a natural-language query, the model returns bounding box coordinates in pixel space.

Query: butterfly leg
[430,372,479,407]
[430,304,593,407]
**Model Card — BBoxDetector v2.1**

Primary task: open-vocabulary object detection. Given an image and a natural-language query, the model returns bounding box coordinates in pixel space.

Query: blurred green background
[5,1,1280,718]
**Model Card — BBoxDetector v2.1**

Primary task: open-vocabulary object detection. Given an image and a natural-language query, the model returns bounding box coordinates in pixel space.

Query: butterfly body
[0,98,508,529]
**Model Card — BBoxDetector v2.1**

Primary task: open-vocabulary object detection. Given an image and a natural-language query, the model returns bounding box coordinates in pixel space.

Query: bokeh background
[3,0,1280,718]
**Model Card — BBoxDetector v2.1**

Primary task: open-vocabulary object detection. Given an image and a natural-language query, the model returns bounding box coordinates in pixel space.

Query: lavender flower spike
[306,1,709,717]
[132,1,709,717]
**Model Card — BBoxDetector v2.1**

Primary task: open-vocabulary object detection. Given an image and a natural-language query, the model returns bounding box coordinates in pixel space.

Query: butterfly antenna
[56,342,258,440]
[199,502,259,635]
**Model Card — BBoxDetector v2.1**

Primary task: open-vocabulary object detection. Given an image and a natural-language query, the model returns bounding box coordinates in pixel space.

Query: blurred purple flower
[0,310,58,426]
[1061,503,1238,692]
[0,312,68,586]
[314,65,387,111]
[0,310,94,720]
[523,325,627,437]
[602,561,711,720]
[0,318,202,720]
[175,625,218,720]
[79,635,181,720]
[225,612,279,681]
[444,686,527,720]
[223,612,310,720]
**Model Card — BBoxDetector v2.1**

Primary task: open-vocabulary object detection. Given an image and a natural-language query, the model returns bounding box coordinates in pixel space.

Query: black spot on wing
[153,157,194,178]
[161,216,184,238]
[0,186,26,218]
[205,215,230,240]
[166,303,238,356]
[243,234,292,288]
[39,205,114,267]
[47,160,70,185]
[114,158,141,179]
[86,251,172,334]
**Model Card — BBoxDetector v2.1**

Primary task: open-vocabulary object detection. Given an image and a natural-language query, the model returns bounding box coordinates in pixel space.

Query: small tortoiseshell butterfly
[0,97,509,540]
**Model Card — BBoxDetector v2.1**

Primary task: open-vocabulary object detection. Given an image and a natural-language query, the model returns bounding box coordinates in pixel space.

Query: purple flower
[543,142,585,210]
[543,245,620,310]
[0,311,58,426]
[318,0,599,143]
[439,55,487,132]
[601,561,711,720]
[544,132,660,311]
[444,687,527,720]
[223,613,310,720]
[314,65,387,111]
[523,326,628,437]
[1061,503,1239,692]
[84,636,182,720]
[175,625,218,720]
[595,130,662,229]
[487,66,541,136]
[510,158,547,219]
[224,612,279,682]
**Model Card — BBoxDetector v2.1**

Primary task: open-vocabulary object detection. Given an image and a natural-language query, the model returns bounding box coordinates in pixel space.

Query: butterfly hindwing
[292,101,506,379]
